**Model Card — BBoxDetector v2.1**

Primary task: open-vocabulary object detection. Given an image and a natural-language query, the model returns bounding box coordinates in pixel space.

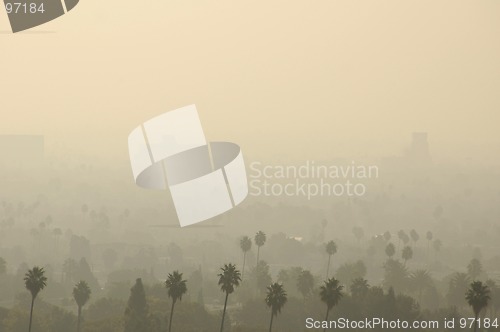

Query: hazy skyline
[1,1,499,163]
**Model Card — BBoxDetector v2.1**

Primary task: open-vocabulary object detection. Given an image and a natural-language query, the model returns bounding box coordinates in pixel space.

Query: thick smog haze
[1,2,500,332]
[1,1,500,162]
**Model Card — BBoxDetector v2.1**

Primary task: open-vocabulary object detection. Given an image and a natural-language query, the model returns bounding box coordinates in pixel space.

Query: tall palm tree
[325,241,337,279]
[255,231,267,265]
[24,266,47,332]
[320,277,344,332]
[426,231,433,261]
[466,281,490,332]
[385,243,396,260]
[165,271,187,332]
[410,270,432,303]
[218,263,241,332]
[265,283,287,332]
[73,280,91,332]
[402,246,413,266]
[240,236,252,279]
[410,229,419,247]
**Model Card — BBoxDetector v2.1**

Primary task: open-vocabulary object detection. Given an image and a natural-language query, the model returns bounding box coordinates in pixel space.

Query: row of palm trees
[20,235,492,332]
[23,266,91,332]
[240,231,267,279]
[239,232,339,281]
[165,261,345,332]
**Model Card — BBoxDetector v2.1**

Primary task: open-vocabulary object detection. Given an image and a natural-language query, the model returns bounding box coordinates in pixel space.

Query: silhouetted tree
[410,270,432,303]
[251,261,273,295]
[385,243,395,259]
[426,231,433,259]
[410,229,419,247]
[383,231,391,242]
[265,283,287,332]
[485,279,500,317]
[320,278,343,332]
[24,266,47,332]
[447,273,470,308]
[336,260,367,286]
[467,258,483,280]
[218,263,241,332]
[383,259,409,293]
[466,281,490,332]
[255,231,267,265]
[350,278,369,300]
[402,246,413,266]
[325,241,337,279]
[165,271,187,332]
[240,236,252,279]
[73,280,91,332]
[62,258,77,283]
[297,270,314,300]
[124,278,150,332]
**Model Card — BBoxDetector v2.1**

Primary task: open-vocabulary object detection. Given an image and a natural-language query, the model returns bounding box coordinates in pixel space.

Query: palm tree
[255,231,267,265]
[240,236,252,279]
[73,280,91,332]
[402,246,413,266]
[165,271,187,332]
[466,281,490,332]
[410,270,432,303]
[265,283,287,332]
[325,241,337,279]
[385,243,395,259]
[320,277,344,332]
[447,272,471,309]
[24,266,47,332]
[218,263,241,332]
[410,229,419,247]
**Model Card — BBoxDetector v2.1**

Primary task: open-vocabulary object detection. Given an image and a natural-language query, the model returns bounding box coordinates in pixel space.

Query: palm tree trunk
[77,305,81,332]
[326,255,331,279]
[28,296,34,332]
[220,292,229,332]
[242,252,247,279]
[474,313,478,332]
[257,247,261,265]
[269,311,274,332]
[168,299,176,332]
[323,307,330,332]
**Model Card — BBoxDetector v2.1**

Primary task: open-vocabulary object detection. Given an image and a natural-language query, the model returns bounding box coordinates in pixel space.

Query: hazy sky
[1,1,499,163]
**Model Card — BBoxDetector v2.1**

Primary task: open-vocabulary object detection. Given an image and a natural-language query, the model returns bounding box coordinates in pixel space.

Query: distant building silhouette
[406,132,431,164]
[381,132,432,170]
